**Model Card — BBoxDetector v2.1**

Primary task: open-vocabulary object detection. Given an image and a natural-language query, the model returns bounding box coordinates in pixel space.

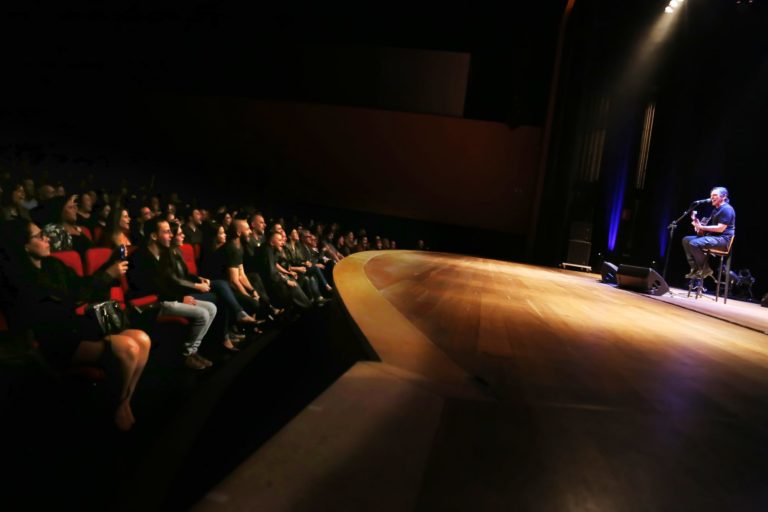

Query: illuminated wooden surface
[338,251,768,407]
[197,251,768,511]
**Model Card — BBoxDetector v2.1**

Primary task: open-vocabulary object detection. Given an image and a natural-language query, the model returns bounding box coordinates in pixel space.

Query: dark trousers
[682,235,728,271]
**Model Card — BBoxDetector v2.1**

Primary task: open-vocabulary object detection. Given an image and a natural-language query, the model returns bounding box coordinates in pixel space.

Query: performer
[681,186,735,279]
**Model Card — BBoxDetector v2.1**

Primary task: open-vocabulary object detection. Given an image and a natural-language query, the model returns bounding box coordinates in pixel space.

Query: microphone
[691,198,710,205]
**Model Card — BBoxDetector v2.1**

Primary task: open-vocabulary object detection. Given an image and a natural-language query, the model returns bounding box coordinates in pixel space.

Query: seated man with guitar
[682,186,736,279]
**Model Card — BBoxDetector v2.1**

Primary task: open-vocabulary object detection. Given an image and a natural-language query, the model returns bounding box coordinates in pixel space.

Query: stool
[688,236,736,304]
[704,237,735,304]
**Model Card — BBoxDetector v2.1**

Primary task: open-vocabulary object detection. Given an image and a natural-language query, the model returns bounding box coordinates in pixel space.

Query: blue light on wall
[658,185,672,257]
[607,157,629,251]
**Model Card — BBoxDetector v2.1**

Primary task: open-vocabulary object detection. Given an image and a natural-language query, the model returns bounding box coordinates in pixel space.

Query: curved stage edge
[194,251,768,512]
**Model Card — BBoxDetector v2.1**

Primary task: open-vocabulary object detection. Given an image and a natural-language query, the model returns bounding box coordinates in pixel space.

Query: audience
[169,220,259,351]
[0,166,420,435]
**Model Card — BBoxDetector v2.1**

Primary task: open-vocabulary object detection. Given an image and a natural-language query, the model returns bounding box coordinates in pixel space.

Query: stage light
[665,6,674,13]
[670,0,680,7]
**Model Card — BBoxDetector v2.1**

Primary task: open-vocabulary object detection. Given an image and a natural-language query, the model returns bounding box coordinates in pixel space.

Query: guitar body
[691,210,710,236]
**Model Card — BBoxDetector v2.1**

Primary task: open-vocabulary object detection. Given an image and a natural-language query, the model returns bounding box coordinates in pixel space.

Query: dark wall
[125,94,542,234]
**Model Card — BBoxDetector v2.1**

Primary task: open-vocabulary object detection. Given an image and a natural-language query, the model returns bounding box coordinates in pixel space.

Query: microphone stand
[662,202,697,281]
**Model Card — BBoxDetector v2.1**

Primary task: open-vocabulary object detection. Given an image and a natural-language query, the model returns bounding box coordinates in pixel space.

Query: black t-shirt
[199,245,228,280]
[182,224,203,246]
[710,203,735,240]
[225,240,243,268]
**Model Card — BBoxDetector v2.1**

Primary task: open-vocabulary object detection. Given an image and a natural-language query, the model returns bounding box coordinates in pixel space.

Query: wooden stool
[704,236,734,303]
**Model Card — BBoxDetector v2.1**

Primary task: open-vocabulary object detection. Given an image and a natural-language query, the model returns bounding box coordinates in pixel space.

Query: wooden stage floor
[196,251,768,511]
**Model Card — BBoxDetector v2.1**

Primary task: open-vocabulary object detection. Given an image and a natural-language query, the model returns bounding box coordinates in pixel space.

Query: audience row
[0,175,427,432]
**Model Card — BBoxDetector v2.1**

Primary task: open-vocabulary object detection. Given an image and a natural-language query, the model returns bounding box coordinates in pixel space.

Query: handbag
[124,300,162,331]
[85,300,129,336]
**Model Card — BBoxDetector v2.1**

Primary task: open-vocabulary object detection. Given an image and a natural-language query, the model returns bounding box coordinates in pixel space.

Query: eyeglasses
[29,231,47,241]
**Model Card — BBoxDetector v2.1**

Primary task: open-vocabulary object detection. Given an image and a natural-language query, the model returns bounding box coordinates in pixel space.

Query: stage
[195,251,768,511]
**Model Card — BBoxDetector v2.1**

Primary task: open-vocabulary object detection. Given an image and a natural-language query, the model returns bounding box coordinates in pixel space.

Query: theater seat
[51,251,84,277]
[180,244,197,275]
[85,247,113,276]
[92,226,103,245]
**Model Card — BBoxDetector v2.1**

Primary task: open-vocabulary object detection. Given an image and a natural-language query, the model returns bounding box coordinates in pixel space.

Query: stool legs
[715,255,724,302]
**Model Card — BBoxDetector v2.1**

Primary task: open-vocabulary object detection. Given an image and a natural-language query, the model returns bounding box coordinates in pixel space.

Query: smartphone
[119,244,127,261]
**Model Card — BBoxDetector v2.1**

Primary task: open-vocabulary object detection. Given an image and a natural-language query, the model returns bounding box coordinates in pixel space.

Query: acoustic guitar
[691,210,710,236]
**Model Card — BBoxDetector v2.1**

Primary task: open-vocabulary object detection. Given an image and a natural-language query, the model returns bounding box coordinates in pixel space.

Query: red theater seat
[85,247,113,276]
[180,244,197,275]
[51,251,84,277]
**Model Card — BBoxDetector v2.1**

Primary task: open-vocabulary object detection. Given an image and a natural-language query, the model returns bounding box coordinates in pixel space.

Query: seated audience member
[131,205,153,244]
[345,231,357,254]
[256,231,313,313]
[99,206,133,249]
[181,208,204,246]
[356,235,370,252]
[299,229,333,292]
[216,211,233,233]
[0,218,151,431]
[303,232,335,285]
[127,217,217,370]
[76,190,95,230]
[92,201,112,232]
[199,223,227,279]
[244,211,267,264]
[148,195,161,217]
[232,219,279,316]
[169,221,257,351]
[41,194,93,255]
[285,228,330,302]
[1,181,32,221]
[164,202,177,223]
[336,234,351,257]
[37,183,57,202]
[20,178,38,210]
[321,229,343,262]
[216,220,273,321]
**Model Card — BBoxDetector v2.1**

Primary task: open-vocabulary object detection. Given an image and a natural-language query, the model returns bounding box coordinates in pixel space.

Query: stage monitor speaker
[616,265,670,296]
[600,261,619,284]
[567,240,591,266]
[762,293,768,308]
